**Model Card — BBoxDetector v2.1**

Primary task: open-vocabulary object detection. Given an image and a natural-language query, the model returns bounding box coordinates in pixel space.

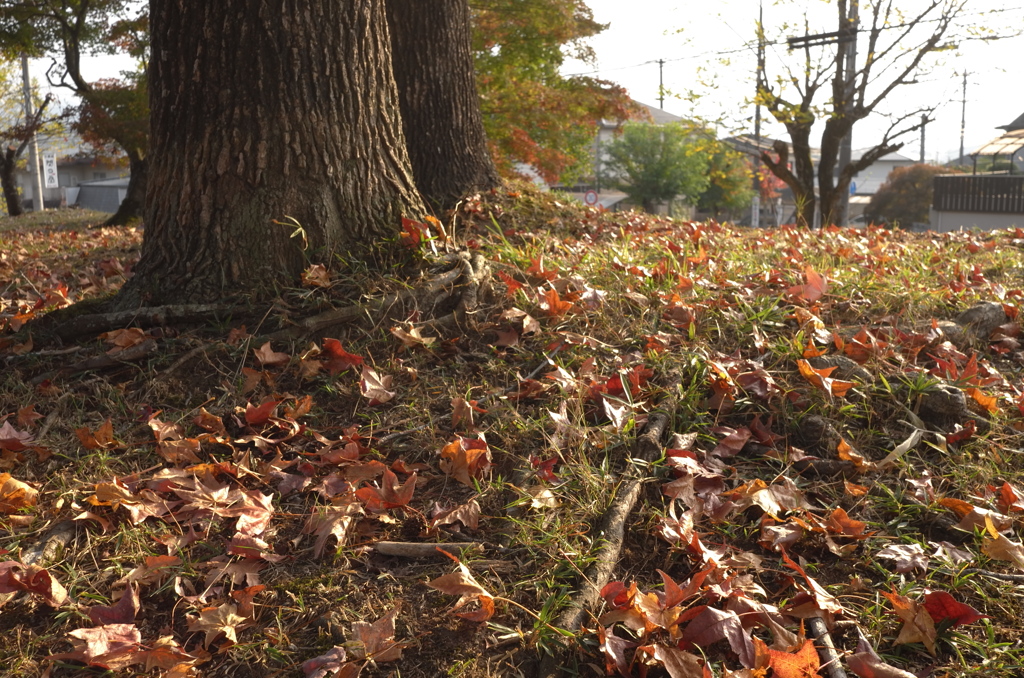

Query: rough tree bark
[385,0,499,211]
[103,152,146,227]
[120,0,425,306]
[1,145,26,216]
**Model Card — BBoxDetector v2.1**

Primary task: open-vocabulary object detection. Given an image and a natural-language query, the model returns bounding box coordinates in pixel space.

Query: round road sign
[584,190,599,206]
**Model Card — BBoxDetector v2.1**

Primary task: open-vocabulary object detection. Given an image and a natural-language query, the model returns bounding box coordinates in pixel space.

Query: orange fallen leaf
[0,473,37,513]
[757,637,821,678]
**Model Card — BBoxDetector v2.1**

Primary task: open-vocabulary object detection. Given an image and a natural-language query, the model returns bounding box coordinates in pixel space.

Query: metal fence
[933,174,1024,214]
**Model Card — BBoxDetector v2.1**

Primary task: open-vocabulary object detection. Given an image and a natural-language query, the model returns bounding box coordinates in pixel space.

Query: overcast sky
[561,0,1024,163]
[26,1,1024,164]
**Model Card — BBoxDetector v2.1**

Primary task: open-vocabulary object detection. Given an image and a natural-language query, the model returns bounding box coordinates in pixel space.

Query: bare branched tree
[756,0,1001,227]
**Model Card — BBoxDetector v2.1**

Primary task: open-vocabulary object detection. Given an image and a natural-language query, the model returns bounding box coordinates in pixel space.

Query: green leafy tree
[604,122,711,214]
[471,0,637,183]
[864,163,954,226]
[697,140,754,218]
[0,0,148,226]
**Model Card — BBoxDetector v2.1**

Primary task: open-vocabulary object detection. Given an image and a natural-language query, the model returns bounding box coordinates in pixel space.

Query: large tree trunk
[1,146,25,217]
[103,152,147,227]
[121,0,425,306]
[385,0,499,212]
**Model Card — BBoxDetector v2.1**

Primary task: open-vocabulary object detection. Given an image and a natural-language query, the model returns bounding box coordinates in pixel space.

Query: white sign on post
[42,153,58,188]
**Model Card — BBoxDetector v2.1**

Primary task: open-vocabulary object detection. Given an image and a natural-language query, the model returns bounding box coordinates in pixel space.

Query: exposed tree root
[27,338,159,385]
[47,303,237,344]
[21,520,77,567]
[268,251,492,342]
[537,377,679,678]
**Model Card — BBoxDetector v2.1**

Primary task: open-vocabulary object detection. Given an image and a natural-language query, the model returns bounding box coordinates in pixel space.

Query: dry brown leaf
[0,473,37,513]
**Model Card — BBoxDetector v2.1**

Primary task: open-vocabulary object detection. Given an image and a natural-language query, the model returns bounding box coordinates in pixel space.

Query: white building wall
[929,209,1023,232]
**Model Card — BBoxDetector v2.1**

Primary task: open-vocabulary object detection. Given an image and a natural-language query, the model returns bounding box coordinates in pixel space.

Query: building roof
[850,148,915,163]
[998,112,1024,132]
[972,129,1024,156]
[599,100,686,128]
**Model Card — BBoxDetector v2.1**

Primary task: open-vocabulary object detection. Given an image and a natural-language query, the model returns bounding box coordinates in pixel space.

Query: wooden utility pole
[658,59,665,109]
[835,1,858,226]
[20,54,45,212]
[751,2,764,229]
[958,72,969,166]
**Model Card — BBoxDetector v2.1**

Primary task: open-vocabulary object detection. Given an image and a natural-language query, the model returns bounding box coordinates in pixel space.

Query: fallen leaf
[757,637,820,678]
[187,602,249,648]
[390,325,436,349]
[360,365,395,405]
[303,646,358,678]
[599,625,637,677]
[322,338,363,375]
[253,342,290,367]
[681,607,755,668]
[0,560,68,607]
[846,631,917,678]
[15,405,43,430]
[981,516,1024,570]
[302,503,364,558]
[50,623,143,670]
[88,585,140,626]
[922,590,988,629]
[876,544,928,573]
[355,469,417,512]
[439,436,492,486]
[302,264,332,288]
[797,359,854,398]
[0,473,37,513]
[883,589,937,655]
[427,558,495,622]
[651,643,706,678]
[351,604,403,661]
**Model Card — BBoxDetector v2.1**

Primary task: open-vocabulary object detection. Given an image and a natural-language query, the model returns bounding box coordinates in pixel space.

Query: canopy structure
[970,112,1024,174]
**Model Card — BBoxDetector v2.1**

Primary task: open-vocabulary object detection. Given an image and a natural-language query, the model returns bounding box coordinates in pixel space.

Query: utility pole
[658,59,665,109]
[751,2,764,229]
[836,1,858,227]
[958,72,968,166]
[21,54,45,212]
[919,114,927,163]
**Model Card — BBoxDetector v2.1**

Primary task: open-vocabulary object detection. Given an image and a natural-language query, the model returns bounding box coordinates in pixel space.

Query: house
[929,113,1024,232]
[14,153,128,211]
[847,148,916,219]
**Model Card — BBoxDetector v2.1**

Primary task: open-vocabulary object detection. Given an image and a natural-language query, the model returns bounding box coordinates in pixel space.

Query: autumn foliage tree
[865,163,953,227]
[697,140,754,218]
[471,0,637,183]
[0,0,149,226]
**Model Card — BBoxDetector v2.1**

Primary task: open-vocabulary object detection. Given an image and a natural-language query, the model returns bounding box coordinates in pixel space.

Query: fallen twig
[374,541,482,558]
[536,373,679,677]
[806,616,848,678]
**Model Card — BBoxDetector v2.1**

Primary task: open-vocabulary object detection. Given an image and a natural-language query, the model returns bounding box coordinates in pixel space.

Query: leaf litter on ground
[2,195,1024,676]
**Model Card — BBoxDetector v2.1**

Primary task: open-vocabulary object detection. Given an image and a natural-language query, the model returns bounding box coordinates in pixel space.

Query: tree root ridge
[269,250,492,342]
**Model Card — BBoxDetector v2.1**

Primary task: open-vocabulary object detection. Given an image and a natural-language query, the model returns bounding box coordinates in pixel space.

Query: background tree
[865,163,953,227]
[0,59,53,216]
[603,122,711,214]
[696,139,754,218]
[470,0,637,183]
[121,0,426,307]
[756,0,981,227]
[0,0,148,226]
[385,0,499,211]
